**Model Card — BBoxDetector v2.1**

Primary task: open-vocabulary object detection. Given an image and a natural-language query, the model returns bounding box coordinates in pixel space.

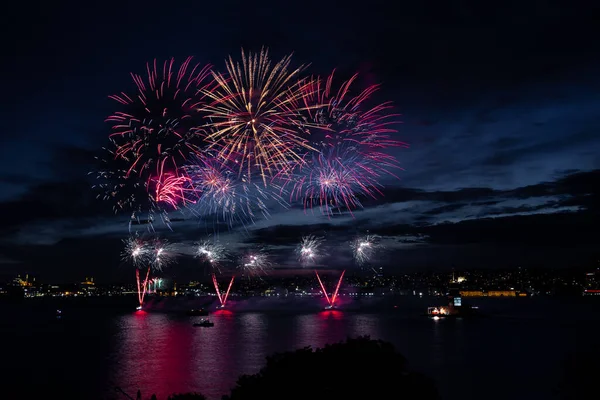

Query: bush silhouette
[222,336,439,400]
[167,393,206,400]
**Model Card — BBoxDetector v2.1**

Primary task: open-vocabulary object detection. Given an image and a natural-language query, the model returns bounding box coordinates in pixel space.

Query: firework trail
[195,239,229,274]
[238,250,272,278]
[212,274,235,308]
[201,48,316,184]
[315,270,346,309]
[184,154,286,227]
[148,278,163,293]
[351,234,380,266]
[121,236,153,309]
[105,57,214,180]
[296,235,325,266]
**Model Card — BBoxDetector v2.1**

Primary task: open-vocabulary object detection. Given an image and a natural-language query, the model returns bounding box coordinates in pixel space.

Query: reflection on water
[4,297,600,400]
[109,309,390,399]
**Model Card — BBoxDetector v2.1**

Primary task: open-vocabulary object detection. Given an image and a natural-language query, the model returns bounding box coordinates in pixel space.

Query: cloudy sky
[1,0,599,282]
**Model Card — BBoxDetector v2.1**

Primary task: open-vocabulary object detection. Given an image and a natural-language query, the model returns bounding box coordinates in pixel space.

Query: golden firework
[201,48,316,185]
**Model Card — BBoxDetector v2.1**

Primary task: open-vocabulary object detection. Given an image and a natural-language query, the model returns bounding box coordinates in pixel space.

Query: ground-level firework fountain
[135,267,151,310]
[315,270,346,310]
[212,274,235,308]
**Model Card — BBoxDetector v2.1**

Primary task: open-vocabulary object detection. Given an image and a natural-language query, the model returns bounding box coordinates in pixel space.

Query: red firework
[315,270,346,308]
[150,162,196,210]
[106,57,214,179]
[212,273,235,308]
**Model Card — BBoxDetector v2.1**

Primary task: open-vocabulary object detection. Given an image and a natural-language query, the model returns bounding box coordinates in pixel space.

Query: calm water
[2,295,599,399]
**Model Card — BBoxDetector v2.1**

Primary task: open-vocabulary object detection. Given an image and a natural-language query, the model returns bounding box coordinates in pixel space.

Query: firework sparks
[122,236,151,267]
[105,57,213,180]
[201,48,315,183]
[150,238,176,271]
[92,146,148,213]
[150,166,196,210]
[351,234,380,266]
[212,274,235,307]
[284,146,390,216]
[238,250,272,277]
[184,154,285,226]
[298,70,405,153]
[296,235,325,266]
[278,70,404,216]
[196,240,228,273]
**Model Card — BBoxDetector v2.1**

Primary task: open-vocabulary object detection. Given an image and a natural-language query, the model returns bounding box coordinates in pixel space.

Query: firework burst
[105,57,214,180]
[150,238,176,271]
[184,154,286,226]
[285,146,390,216]
[296,235,325,266]
[121,236,151,268]
[201,48,316,183]
[298,70,405,153]
[278,71,404,216]
[351,234,380,266]
[238,250,272,277]
[196,239,229,273]
[150,164,196,210]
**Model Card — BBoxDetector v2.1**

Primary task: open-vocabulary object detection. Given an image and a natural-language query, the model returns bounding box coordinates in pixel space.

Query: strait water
[1,295,599,400]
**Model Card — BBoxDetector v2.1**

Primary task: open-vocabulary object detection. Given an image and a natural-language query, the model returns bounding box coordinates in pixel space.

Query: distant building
[460,290,527,297]
[583,268,599,295]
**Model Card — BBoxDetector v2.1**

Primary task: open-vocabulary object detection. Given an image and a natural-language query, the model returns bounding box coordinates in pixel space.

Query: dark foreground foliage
[223,336,439,400]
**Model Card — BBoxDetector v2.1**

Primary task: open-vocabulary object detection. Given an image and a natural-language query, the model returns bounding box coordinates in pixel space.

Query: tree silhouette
[222,336,439,400]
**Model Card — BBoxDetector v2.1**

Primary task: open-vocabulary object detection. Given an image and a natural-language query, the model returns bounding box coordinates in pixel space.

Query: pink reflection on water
[190,307,237,399]
[111,312,195,399]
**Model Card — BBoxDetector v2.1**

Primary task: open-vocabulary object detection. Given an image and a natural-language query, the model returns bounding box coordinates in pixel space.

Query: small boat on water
[323,305,338,311]
[426,286,481,319]
[193,318,214,327]
[187,308,209,316]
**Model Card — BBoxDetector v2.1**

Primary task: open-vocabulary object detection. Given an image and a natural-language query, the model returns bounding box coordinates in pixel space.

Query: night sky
[1,0,599,282]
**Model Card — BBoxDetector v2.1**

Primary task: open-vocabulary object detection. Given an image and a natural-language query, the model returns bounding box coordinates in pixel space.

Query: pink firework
[298,70,406,154]
[105,57,214,180]
[184,154,283,226]
[285,146,388,216]
[151,171,195,210]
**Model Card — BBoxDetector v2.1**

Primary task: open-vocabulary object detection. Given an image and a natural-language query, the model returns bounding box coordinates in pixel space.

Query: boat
[426,285,481,319]
[193,319,214,327]
[323,305,337,310]
[426,305,480,319]
[187,308,209,316]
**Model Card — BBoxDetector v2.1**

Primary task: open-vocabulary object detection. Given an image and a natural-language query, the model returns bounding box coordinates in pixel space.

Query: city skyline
[1,1,600,281]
